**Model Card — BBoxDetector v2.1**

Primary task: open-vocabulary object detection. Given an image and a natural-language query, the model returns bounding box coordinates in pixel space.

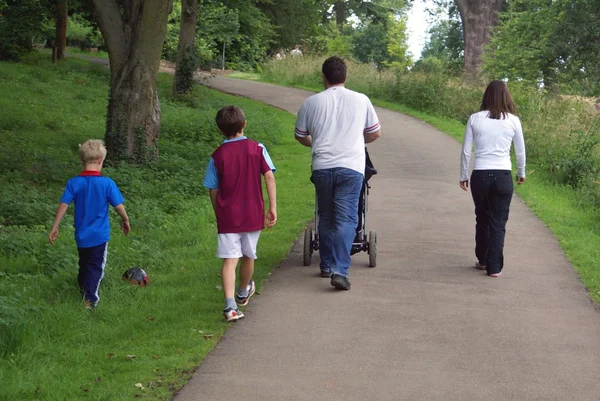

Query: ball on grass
[122,267,149,287]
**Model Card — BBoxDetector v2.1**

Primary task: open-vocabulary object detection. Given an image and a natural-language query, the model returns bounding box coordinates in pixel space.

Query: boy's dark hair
[480,80,518,120]
[216,106,246,137]
[322,56,347,85]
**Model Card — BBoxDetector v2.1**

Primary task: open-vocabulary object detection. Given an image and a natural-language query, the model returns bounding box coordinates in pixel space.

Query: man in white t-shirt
[295,56,381,290]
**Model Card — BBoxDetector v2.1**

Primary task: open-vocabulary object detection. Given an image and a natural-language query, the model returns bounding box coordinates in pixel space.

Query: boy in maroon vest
[204,106,277,321]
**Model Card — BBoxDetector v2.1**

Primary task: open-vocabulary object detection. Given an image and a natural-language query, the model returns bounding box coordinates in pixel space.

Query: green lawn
[240,72,600,303]
[67,47,110,60]
[0,54,313,400]
[228,71,261,81]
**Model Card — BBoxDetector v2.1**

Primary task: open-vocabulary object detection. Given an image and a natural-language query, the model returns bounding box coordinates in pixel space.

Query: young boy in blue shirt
[49,139,130,309]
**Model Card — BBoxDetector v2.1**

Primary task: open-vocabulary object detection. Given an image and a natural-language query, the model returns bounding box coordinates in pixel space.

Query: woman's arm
[460,115,474,187]
[513,117,526,182]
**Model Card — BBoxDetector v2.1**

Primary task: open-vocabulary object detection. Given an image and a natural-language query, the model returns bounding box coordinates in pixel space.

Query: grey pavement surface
[175,76,600,401]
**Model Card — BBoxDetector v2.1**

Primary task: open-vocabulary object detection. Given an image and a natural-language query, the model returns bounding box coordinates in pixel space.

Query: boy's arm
[209,189,218,215]
[264,171,277,228]
[204,157,219,218]
[49,203,69,244]
[113,204,130,236]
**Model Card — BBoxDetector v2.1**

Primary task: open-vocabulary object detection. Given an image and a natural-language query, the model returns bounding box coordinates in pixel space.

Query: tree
[421,9,464,74]
[351,14,410,69]
[52,0,67,61]
[259,0,321,51]
[91,0,172,163]
[173,0,198,94]
[485,0,600,95]
[352,22,387,65]
[325,0,406,33]
[385,14,411,70]
[454,0,502,81]
[219,0,272,70]
[0,0,47,60]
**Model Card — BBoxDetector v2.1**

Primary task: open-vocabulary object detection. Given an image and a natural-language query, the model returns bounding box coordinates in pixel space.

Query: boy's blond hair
[79,140,107,164]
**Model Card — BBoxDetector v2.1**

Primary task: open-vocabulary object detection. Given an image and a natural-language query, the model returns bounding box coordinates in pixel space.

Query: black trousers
[470,170,513,275]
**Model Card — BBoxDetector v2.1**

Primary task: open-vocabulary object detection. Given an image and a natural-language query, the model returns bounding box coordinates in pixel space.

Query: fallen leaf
[95,377,102,383]
[146,316,154,321]
[152,355,159,359]
[127,355,136,360]
[203,334,213,340]
[107,352,115,359]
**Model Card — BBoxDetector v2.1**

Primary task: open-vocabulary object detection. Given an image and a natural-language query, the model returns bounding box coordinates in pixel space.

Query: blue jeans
[312,168,363,278]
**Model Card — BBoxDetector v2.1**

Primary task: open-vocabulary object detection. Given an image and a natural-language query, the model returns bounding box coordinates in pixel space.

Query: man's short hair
[79,139,107,164]
[322,56,347,85]
[216,106,246,137]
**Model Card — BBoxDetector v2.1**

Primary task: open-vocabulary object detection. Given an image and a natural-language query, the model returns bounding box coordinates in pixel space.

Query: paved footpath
[176,77,600,401]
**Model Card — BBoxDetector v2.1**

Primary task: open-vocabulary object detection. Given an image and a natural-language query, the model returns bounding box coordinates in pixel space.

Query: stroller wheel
[303,228,313,266]
[368,230,377,268]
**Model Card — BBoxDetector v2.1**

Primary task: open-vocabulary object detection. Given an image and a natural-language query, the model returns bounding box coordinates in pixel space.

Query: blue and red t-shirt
[203,137,276,234]
[60,171,125,248]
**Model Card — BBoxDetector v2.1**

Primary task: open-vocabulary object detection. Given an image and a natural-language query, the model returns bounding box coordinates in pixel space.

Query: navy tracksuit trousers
[77,242,108,305]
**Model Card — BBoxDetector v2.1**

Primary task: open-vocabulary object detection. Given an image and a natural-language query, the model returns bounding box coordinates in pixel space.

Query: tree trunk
[333,1,346,34]
[54,0,67,62]
[173,0,198,95]
[91,0,171,164]
[222,42,225,70]
[455,0,503,82]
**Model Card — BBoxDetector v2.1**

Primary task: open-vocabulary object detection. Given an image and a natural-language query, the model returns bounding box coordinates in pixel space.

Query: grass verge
[235,71,600,304]
[0,53,313,400]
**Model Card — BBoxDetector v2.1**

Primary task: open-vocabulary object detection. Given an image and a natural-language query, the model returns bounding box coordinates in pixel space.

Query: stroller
[303,148,378,268]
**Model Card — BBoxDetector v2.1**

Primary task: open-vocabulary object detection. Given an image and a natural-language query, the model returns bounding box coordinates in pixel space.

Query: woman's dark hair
[216,106,245,137]
[322,56,347,85]
[480,80,518,120]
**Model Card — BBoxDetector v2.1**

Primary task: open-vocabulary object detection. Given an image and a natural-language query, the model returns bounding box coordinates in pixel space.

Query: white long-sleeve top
[460,111,526,181]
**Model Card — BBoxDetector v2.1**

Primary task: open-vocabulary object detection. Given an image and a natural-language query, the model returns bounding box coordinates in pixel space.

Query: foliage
[259,0,322,51]
[0,54,313,400]
[485,0,600,96]
[326,28,353,58]
[173,45,198,94]
[0,0,47,60]
[384,14,411,70]
[66,15,104,48]
[350,14,409,70]
[420,16,463,73]
[351,22,389,66]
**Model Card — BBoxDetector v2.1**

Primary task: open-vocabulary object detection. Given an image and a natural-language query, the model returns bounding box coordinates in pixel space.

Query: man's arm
[209,189,218,215]
[295,135,312,147]
[364,129,381,144]
[49,202,69,244]
[364,97,381,144]
[294,101,312,148]
[264,171,277,227]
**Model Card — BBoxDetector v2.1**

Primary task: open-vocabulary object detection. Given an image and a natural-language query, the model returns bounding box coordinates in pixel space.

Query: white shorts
[217,231,261,259]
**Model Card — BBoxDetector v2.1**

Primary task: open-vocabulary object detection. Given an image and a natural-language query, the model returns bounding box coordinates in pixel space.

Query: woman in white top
[460,80,526,277]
